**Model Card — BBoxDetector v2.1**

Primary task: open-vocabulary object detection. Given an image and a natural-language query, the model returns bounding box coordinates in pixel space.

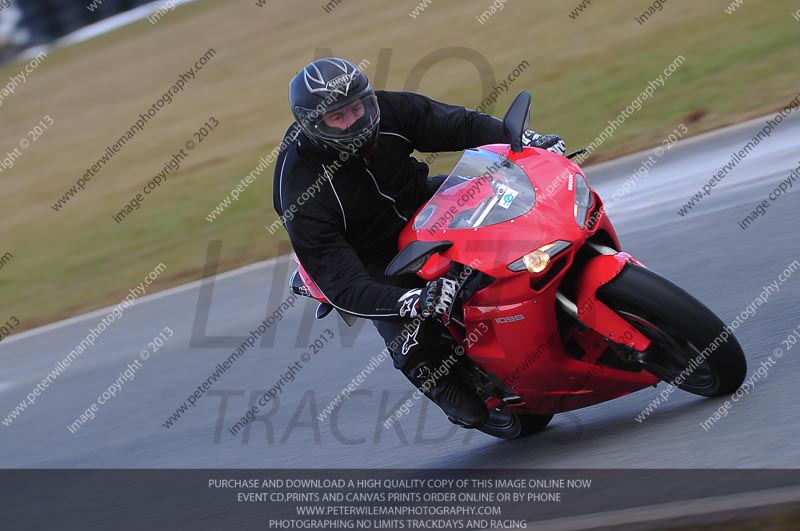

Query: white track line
[586,110,800,174]
[14,0,199,62]
[0,254,291,346]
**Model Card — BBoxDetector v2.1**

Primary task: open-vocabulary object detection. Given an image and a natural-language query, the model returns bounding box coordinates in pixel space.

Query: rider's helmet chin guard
[289,58,380,157]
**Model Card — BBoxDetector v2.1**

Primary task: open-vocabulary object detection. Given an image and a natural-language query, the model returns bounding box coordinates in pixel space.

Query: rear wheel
[459,362,554,440]
[598,263,746,396]
[474,410,553,440]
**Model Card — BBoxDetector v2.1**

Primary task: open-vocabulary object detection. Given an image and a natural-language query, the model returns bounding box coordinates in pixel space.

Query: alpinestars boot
[402,357,488,428]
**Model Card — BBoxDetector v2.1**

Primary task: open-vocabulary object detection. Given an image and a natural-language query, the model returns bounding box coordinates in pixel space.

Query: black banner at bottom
[2,469,799,530]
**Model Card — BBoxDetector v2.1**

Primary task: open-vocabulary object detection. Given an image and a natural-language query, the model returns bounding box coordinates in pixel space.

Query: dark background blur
[0,0,154,61]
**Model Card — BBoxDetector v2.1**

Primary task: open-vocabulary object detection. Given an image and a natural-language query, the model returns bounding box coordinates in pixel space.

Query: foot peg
[502,395,523,405]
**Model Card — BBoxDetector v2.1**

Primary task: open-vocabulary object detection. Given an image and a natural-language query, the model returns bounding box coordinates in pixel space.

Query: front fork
[557,244,651,354]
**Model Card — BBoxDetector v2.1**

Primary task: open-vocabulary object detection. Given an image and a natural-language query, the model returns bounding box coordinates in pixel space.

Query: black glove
[397,278,458,319]
[521,130,566,155]
[426,173,447,193]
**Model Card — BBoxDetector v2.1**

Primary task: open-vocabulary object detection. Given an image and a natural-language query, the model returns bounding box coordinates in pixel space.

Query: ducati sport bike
[289,91,746,440]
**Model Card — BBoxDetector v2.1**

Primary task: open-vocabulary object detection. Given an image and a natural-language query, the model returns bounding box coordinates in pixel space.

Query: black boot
[402,357,488,428]
[384,317,488,428]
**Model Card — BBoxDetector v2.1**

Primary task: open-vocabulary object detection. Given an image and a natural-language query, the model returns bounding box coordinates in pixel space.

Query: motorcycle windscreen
[412,149,535,231]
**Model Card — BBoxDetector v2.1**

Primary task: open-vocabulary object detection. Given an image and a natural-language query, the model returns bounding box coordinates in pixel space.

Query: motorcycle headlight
[522,250,550,273]
[508,240,572,273]
[573,173,593,229]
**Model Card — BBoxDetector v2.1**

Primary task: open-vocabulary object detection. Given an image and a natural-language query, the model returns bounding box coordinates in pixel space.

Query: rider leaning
[273,57,565,428]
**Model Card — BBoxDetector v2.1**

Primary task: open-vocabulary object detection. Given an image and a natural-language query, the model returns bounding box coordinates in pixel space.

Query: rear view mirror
[503,91,532,153]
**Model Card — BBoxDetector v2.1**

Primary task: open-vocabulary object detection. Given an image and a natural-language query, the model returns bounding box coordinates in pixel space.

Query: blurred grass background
[0,0,797,334]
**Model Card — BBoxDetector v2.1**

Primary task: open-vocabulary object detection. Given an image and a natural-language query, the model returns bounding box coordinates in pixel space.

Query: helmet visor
[311,94,380,142]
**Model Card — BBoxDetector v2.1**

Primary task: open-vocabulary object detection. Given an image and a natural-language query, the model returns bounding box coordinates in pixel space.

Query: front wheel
[598,263,746,397]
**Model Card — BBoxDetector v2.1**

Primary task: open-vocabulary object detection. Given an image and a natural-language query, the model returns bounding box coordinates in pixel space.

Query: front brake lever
[566,148,588,160]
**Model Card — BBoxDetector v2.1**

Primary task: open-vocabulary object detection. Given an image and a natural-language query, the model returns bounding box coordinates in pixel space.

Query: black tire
[598,263,746,397]
[475,410,554,440]
[518,412,555,436]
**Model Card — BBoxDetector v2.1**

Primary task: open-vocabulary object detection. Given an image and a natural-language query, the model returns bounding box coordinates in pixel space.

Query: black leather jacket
[273,90,506,319]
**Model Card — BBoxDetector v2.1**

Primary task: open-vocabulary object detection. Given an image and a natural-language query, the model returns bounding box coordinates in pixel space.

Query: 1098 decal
[495,314,525,324]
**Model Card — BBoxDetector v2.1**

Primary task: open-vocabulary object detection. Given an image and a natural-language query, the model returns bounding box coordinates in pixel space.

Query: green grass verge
[0,0,797,333]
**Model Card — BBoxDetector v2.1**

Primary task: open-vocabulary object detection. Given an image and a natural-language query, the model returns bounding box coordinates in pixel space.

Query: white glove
[397,278,457,319]
[522,130,566,156]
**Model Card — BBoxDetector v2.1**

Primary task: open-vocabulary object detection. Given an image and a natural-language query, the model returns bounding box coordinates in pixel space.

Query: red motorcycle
[290,91,746,440]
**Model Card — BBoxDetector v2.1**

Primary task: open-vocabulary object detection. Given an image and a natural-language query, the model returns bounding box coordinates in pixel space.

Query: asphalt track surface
[2,113,799,475]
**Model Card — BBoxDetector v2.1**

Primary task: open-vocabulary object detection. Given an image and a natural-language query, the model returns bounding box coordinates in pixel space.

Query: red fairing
[293,254,329,303]
[398,145,659,414]
[575,253,651,352]
[401,146,588,281]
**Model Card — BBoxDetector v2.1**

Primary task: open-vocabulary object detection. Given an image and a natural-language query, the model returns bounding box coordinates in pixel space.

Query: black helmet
[289,57,380,156]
